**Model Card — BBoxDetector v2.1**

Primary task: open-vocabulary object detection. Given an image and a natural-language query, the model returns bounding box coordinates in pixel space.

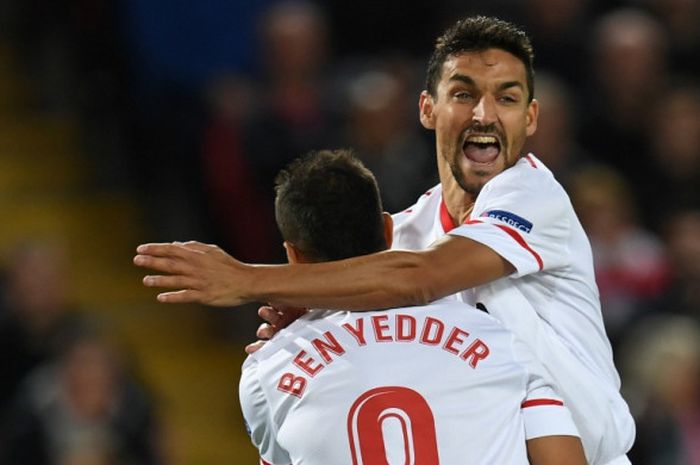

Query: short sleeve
[511,337,580,440]
[239,357,292,465]
[449,162,571,277]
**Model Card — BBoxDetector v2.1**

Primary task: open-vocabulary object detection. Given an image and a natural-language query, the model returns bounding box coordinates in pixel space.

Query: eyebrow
[448,74,525,93]
[448,74,475,86]
[497,81,525,93]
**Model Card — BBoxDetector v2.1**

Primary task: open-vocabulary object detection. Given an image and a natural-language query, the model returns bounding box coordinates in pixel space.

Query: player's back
[240,299,573,465]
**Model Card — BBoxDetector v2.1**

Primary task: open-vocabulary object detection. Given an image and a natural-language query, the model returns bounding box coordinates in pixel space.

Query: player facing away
[135,16,635,465]
[239,149,586,465]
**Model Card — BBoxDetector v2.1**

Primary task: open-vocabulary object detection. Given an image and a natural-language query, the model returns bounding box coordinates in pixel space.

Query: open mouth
[463,135,501,164]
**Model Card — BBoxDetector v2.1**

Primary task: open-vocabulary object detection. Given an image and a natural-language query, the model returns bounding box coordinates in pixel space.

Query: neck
[442,180,476,225]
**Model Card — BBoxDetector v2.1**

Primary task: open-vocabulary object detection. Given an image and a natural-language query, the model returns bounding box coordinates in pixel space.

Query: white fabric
[240,300,579,465]
[392,154,635,465]
[603,456,633,465]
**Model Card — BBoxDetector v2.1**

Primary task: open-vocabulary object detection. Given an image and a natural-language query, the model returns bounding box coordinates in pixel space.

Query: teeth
[466,135,497,144]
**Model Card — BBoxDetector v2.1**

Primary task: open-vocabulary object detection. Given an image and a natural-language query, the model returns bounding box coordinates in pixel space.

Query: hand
[244,305,308,354]
[133,241,252,306]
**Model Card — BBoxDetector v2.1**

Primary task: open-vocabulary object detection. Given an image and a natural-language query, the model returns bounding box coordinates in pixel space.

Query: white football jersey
[392,154,635,465]
[240,300,579,465]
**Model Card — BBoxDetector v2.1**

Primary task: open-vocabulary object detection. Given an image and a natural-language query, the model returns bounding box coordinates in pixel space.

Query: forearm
[526,435,588,465]
[247,238,512,310]
[135,237,512,309]
[248,250,431,310]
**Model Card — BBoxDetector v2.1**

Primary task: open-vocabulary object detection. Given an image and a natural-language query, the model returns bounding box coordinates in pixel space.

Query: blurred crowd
[0,241,163,465]
[0,0,699,464]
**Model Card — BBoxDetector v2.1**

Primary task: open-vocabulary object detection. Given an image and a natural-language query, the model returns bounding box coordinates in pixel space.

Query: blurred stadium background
[0,0,698,464]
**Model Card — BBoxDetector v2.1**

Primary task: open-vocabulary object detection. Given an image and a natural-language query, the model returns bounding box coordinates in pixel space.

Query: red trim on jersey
[521,399,564,408]
[495,224,544,270]
[454,219,543,270]
[524,154,537,168]
[443,189,543,271]
[440,197,457,233]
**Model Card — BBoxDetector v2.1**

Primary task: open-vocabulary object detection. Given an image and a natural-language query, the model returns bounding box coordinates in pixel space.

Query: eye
[498,95,519,104]
[454,91,474,101]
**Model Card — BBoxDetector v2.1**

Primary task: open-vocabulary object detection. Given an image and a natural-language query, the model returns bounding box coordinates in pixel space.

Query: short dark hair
[426,16,535,101]
[274,149,387,262]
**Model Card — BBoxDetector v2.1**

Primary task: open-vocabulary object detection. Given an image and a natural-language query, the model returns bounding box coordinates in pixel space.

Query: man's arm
[133,235,513,309]
[527,436,588,465]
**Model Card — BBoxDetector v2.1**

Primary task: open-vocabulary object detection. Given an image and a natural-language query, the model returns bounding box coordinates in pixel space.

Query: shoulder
[418,298,509,333]
[474,154,571,222]
[247,310,355,368]
[486,154,565,198]
[392,184,441,225]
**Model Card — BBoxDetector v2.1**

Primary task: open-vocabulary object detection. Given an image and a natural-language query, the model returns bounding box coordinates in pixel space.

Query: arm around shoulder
[135,237,513,310]
[243,232,515,310]
[258,234,514,310]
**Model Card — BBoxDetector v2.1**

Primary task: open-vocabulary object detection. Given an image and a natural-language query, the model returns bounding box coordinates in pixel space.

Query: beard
[449,161,488,197]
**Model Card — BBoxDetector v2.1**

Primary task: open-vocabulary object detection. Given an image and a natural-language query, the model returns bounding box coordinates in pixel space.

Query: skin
[133,48,537,314]
[527,435,588,465]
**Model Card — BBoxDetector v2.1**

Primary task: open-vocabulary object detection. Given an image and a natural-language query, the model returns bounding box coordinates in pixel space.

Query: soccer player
[135,16,635,465]
[240,149,585,465]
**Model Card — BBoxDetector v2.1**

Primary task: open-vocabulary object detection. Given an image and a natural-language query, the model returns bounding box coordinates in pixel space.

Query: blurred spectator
[0,332,161,465]
[0,241,86,412]
[619,315,700,465]
[642,84,700,229]
[118,0,276,240]
[647,209,700,322]
[244,0,342,260]
[342,62,436,212]
[246,0,339,172]
[519,0,594,86]
[200,75,280,262]
[580,9,669,191]
[569,165,670,346]
[522,72,591,187]
[643,0,700,77]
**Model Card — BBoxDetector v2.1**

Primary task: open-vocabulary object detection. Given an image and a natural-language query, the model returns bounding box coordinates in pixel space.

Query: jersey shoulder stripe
[462,220,544,270]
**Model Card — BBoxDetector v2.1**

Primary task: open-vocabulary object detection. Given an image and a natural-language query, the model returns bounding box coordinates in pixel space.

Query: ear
[525,98,539,137]
[382,212,394,249]
[419,91,436,129]
[283,241,303,264]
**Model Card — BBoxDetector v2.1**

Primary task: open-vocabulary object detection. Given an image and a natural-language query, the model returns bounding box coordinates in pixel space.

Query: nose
[472,96,497,126]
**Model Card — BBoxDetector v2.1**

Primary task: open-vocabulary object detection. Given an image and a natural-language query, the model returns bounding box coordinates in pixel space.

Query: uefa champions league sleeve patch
[482,210,533,233]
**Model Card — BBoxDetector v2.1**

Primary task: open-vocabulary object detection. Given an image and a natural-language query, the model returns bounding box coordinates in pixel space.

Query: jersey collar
[440,196,457,233]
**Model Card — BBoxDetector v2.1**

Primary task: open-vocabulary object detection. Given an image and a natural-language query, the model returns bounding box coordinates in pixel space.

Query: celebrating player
[135,16,635,465]
[240,149,585,465]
